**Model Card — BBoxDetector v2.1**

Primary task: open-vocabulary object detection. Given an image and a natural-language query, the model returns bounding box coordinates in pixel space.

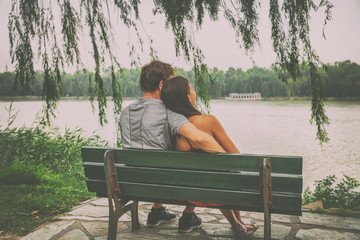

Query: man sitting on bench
[119,60,225,232]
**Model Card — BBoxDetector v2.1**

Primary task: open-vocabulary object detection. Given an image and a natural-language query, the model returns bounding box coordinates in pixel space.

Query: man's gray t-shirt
[120,98,189,150]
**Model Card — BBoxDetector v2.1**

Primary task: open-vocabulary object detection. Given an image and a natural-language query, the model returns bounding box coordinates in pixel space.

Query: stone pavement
[19,198,360,240]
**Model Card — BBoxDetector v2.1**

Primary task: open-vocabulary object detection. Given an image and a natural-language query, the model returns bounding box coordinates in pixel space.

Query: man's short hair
[140,60,175,92]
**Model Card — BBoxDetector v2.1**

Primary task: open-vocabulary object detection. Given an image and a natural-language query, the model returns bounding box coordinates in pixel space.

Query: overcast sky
[0,0,359,72]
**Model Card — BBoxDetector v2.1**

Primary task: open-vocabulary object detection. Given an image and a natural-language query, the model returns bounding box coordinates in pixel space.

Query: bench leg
[104,150,141,239]
[264,207,271,240]
[108,206,119,240]
[131,200,140,231]
[260,158,272,240]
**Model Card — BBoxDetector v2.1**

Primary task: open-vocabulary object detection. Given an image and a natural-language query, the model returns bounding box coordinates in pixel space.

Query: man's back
[120,98,188,150]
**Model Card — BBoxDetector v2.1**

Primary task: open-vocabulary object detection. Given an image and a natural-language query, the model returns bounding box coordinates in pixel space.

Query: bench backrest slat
[84,163,302,194]
[86,179,302,215]
[82,147,303,174]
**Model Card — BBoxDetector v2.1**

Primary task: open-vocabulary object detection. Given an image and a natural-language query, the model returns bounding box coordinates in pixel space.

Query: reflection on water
[0,100,359,190]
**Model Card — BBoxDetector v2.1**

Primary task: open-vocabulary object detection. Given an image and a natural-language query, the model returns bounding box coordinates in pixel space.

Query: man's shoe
[178,212,203,233]
[146,207,176,227]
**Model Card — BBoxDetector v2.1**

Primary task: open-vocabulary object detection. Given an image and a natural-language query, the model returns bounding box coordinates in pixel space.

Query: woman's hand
[176,135,192,151]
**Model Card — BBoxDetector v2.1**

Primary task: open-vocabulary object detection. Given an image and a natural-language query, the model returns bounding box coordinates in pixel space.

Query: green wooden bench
[81,146,303,240]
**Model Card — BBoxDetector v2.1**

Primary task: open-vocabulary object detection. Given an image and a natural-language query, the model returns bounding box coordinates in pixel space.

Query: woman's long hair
[161,76,202,118]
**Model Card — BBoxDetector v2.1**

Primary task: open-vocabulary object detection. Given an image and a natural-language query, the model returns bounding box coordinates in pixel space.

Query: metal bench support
[259,158,272,240]
[104,150,140,240]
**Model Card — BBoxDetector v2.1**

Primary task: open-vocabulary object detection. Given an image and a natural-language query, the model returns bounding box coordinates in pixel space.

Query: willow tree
[8,0,333,143]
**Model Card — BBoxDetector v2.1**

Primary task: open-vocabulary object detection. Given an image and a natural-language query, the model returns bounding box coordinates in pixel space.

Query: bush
[0,107,109,235]
[0,124,108,178]
[0,160,63,187]
[303,174,360,210]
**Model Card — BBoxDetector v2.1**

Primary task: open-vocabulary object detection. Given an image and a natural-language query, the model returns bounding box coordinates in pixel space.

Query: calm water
[1,100,359,190]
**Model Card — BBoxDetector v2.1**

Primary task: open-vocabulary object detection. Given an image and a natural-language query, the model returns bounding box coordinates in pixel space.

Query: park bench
[81,146,303,240]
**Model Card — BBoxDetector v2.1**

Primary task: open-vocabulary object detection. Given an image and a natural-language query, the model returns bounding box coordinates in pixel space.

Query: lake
[1,100,359,191]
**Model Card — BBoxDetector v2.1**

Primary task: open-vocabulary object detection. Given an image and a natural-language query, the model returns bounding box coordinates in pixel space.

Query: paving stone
[201,223,234,238]
[164,205,184,212]
[20,221,75,240]
[209,209,247,217]
[299,212,360,231]
[271,214,293,224]
[59,216,109,221]
[138,210,148,223]
[81,221,129,237]
[253,223,291,240]
[165,205,208,213]
[94,229,208,240]
[158,228,201,237]
[138,202,153,208]
[138,201,150,206]
[209,209,222,215]
[166,220,181,228]
[81,198,96,205]
[58,229,89,240]
[90,198,149,208]
[94,236,107,240]
[250,212,292,224]
[250,212,264,221]
[67,205,108,218]
[199,214,218,223]
[219,218,252,225]
[295,228,360,240]
[119,214,132,222]
[90,198,109,206]
[208,238,233,240]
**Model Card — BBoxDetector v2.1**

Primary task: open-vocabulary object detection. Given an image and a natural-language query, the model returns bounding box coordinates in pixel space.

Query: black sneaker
[146,207,176,227]
[178,212,203,233]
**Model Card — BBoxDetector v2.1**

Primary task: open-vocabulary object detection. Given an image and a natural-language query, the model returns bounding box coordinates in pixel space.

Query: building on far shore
[226,92,263,101]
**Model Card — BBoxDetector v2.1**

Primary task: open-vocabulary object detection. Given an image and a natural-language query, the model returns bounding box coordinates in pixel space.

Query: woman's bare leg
[233,210,241,222]
[233,210,256,232]
[220,209,245,238]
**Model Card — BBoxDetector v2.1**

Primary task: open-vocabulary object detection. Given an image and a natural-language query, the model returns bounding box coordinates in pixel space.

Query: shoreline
[1,96,360,102]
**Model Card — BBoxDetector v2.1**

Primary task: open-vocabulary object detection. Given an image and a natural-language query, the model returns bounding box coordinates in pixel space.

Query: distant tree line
[1,60,359,99]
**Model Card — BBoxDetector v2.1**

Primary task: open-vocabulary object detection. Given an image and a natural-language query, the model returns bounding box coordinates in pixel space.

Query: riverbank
[1,96,360,102]
[3,197,359,240]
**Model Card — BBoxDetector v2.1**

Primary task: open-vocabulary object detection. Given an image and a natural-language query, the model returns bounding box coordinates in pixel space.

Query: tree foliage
[8,0,334,142]
[3,61,359,99]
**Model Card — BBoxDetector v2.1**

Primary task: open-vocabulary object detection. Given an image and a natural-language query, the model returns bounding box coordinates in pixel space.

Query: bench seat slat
[84,163,302,194]
[86,179,302,216]
[81,147,303,174]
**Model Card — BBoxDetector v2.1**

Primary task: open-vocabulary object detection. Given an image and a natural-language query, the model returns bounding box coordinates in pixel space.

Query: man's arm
[178,122,225,153]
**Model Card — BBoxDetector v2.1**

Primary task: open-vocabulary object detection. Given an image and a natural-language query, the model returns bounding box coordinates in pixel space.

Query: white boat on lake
[225,92,263,101]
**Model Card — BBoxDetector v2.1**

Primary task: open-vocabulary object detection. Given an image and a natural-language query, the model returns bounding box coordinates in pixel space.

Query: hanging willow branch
[8,0,333,143]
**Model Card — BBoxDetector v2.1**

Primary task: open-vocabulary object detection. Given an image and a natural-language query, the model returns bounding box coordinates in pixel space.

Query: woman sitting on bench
[161,76,259,239]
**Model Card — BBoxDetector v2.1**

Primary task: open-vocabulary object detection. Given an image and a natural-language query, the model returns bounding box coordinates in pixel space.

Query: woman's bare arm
[178,122,225,153]
[205,115,240,153]
[176,135,192,151]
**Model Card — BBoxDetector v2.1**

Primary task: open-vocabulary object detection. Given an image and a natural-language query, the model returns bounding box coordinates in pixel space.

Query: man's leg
[152,203,163,209]
[178,205,202,233]
[183,205,196,213]
[146,202,176,227]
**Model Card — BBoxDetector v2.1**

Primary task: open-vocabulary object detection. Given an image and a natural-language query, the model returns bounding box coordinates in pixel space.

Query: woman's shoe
[244,223,259,237]
[234,223,259,239]
[234,224,247,239]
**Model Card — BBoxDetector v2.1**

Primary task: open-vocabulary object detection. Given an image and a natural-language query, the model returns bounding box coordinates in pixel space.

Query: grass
[0,180,94,235]
[0,119,108,236]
